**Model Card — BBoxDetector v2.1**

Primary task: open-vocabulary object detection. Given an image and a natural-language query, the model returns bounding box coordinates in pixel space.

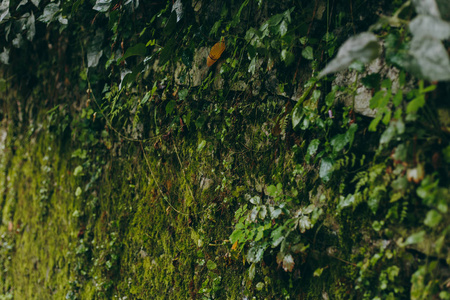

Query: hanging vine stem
[140,141,189,216]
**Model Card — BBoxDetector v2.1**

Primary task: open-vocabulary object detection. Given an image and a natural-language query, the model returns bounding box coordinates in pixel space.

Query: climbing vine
[0,0,449,299]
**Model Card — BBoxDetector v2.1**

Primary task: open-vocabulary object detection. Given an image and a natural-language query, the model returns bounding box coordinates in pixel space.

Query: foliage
[0,0,449,299]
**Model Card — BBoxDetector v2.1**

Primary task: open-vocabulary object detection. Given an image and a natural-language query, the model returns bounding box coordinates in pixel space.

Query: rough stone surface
[175,47,209,87]
[333,57,400,118]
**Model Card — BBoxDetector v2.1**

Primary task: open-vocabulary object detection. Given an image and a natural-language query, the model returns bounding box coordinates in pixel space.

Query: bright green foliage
[0,0,449,299]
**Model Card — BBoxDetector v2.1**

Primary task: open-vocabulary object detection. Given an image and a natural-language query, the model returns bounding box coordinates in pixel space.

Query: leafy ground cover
[0,0,449,299]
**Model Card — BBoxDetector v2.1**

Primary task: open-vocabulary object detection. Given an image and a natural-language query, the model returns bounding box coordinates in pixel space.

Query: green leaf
[292,105,304,129]
[38,3,60,23]
[93,0,111,12]
[74,165,83,177]
[313,267,324,277]
[406,94,425,114]
[158,39,175,66]
[302,46,314,60]
[248,263,256,280]
[361,73,381,90]
[319,32,380,78]
[330,133,347,153]
[298,216,312,233]
[118,43,147,63]
[197,139,206,152]
[405,36,450,81]
[181,48,193,68]
[325,89,336,107]
[403,230,426,246]
[75,187,82,197]
[267,185,277,197]
[178,88,189,100]
[409,15,450,40]
[165,100,176,115]
[87,30,104,68]
[424,209,442,227]
[206,260,217,270]
[195,115,205,129]
[380,125,396,145]
[306,139,320,158]
[319,158,334,182]
[279,20,288,37]
[229,229,244,243]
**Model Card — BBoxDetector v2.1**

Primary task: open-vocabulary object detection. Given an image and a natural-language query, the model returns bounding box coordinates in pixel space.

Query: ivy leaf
[318,32,380,78]
[405,36,450,81]
[412,0,441,18]
[117,43,146,63]
[0,0,10,23]
[158,39,175,66]
[30,0,39,7]
[165,100,176,115]
[93,0,111,12]
[87,30,104,68]
[292,105,304,129]
[301,46,314,60]
[279,20,288,37]
[306,139,320,159]
[37,2,60,23]
[319,157,334,182]
[282,253,295,272]
[409,15,450,40]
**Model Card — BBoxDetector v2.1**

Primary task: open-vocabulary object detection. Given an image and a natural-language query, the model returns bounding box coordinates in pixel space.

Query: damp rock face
[333,56,400,118]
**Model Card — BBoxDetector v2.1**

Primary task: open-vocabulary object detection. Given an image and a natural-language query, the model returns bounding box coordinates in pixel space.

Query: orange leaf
[207,38,226,67]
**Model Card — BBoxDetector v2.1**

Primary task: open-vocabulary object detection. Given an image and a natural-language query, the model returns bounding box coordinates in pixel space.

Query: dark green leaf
[361,73,381,90]
[319,157,334,182]
[165,100,176,115]
[307,139,320,157]
[302,46,314,60]
[292,104,304,129]
[279,20,288,37]
[87,30,104,68]
[158,39,175,66]
[37,3,60,23]
[164,12,177,36]
[118,43,147,63]
[181,48,193,68]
